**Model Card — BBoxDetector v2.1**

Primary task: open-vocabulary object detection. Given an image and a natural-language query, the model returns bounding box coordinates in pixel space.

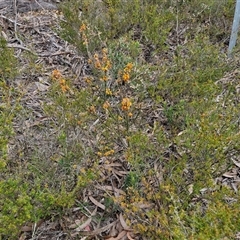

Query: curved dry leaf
[19,233,27,240]
[79,220,118,236]
[105,163,122,167]
[115,230,127,240]
[75,217,92,232]
[119,213,132,231]
[232,159,240,168]
[69,219,82,229]
[91,206,98,216]
[107,231,127,240]
[95,185,126,196]
[222,172,235,178]
[113,170,128,177]
[127,231,135,240]
[89,196,106,210]
[231,182,238,193]
[21,219,44,232]
[136,203,154,209]
[108,224,119,238]
[35,82,49,91]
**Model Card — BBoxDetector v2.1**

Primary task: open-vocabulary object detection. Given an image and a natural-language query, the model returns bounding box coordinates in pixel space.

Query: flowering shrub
[57,1,240,238]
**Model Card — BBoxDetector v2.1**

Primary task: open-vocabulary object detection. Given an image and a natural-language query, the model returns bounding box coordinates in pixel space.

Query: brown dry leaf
[127,231,135,240]
[231,182,238,193]
[24,117,50,129]
[19,233,27,240]
[119,213,132,231]
[105,163,122,167]
[89,196,106,210]
[107,223,119,238]
[114,219,124,235]
[222,172,235,178]
[113,170,128,177]
[69,207,97,231]
[21,219,44,232]
[70,217,92,232]
[232,159,240,168]
[106,230,127,240]
[69,219,83,229]
[154,162,163,183]
[95,185,126,196]
[115,230,128,240]
[78,220,118,236]
[135,202,154,209]
[20,225,32,232]
[35,82,49,91]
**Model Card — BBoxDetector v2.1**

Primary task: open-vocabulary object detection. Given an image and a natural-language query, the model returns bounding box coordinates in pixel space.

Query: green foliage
[0,36,18,171]
[0,179,33,237]
[59,0,174,54]
[0,177,75,238]
[0,36,17,80]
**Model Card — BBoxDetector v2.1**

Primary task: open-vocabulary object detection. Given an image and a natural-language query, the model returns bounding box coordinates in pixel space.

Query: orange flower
[79,23,87,32]
[100,75,108,82]
[102,48,108,54]
[85,77,92,84]
[95,60,101,69]
[101,60,111,71]
[59,79,66,85]
[52,69,62,80]
[59,78,70,92]
[82,34,88,45]
[121,63,133,82]
[125,63,133,71]
[97,152,103,157]
[121,98,132,111]
[122,72,130,82]
[104,149,114,156]
[89,105,96,114]
[60,84,70,92]
[103,101,110,110]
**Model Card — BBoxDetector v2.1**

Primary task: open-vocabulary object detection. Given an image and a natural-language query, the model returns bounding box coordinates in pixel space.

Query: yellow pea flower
[121,98,132,111]
[60,84,70,92]
[103,101,110,109]
[52,69,62,80]
[100,75,108,82]
[128,112,133,117]
[125,62,133,71]
[79,23,87,32]
[105,88,112,95]
[89,105,96,114]
[122,72,130,82]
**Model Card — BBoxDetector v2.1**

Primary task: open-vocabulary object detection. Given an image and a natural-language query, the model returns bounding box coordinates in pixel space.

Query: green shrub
[0,37,17,80]
[0,36,17,170]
